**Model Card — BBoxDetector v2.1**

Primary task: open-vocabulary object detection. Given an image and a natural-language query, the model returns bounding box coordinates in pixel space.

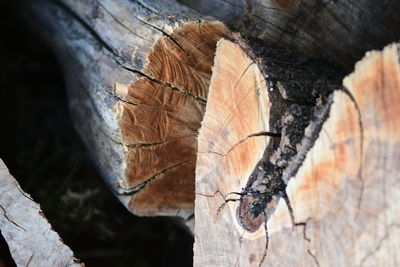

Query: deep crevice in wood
[115,159,194,195]
[96,0,149,41]
[54,0,211,104]
[132,14,193,58]
[233,36,346,232]
[0,204,26,232]
[120,64,208,104]
[198,131,281,157]
[258,221,269,267]
[55,0,204,103]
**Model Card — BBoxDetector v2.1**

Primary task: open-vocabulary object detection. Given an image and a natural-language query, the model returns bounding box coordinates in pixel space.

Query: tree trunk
[27,0,230,219]
[194,37,400,266]
[179,0,400,67]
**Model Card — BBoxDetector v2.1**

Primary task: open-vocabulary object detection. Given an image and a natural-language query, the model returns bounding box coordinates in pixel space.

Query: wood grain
[194,41,400,266]
[195,39,271,266]
[29,0,230,218]
[179,0,400,67]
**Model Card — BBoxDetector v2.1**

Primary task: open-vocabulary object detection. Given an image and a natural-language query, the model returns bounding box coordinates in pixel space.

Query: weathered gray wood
[179,0,400,66]
[0,159,83,267]
[27,0,230,220]
[178,0,246,25]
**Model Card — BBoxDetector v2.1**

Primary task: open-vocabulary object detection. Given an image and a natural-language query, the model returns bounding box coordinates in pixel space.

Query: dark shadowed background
[0,1,193,266]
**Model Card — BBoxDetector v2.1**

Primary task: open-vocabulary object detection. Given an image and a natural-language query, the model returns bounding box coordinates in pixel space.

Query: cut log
[194,38,400,265]
[0,159,83,266]
[27,0,230,219]
[179,0,400,67]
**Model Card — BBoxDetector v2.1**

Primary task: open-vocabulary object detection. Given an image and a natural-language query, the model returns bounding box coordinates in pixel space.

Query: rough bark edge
[0,159,83,267]
[27,0,231,218]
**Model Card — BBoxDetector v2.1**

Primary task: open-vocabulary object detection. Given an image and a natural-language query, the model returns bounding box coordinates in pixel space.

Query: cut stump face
[195,40,400,266]
[114,22,229,216]
[29,0,231,219]
[195,39,272,263]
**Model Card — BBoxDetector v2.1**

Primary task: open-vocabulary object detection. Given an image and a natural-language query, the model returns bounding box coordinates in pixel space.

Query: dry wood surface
[0,159,82,266]
[194,40,400,266]
[29,0,230,219]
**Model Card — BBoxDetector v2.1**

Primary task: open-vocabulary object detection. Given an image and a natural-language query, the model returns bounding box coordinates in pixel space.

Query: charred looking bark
[235,37,346,232]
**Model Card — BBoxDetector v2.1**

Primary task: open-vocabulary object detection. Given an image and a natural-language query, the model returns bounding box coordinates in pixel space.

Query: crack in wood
[234,230,246,267]
[115,159,194,195]
[55,0,208,105]
[53,0,122,61]
[136,0,162,16]
[258,220,269,267]
[26,253,34,267]
[198,131,281,157]
[95,0,150,41]
[133,15,193,59]
[217,197,241,216]
[98,128,196,149]
[120,65,207,104]
[106,89,138,106]
[230,36,347,233]
[232,62,255,91]
[194,189,221,198]
[358,223,400,266]
[307,249,321,267]
[196,190,241,216]
[126,135,197,148]
[298,221,311,242]
[16,186,34,201]
[339,87,365,219]
[0,204,27,232]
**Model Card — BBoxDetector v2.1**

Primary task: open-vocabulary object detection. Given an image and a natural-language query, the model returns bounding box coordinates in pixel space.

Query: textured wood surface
[194,39,272,266]
[0,159,82,266]
[179,0,400,67]
[28,0,229,219]
[28,0,400,222]
[194,40,400,266]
